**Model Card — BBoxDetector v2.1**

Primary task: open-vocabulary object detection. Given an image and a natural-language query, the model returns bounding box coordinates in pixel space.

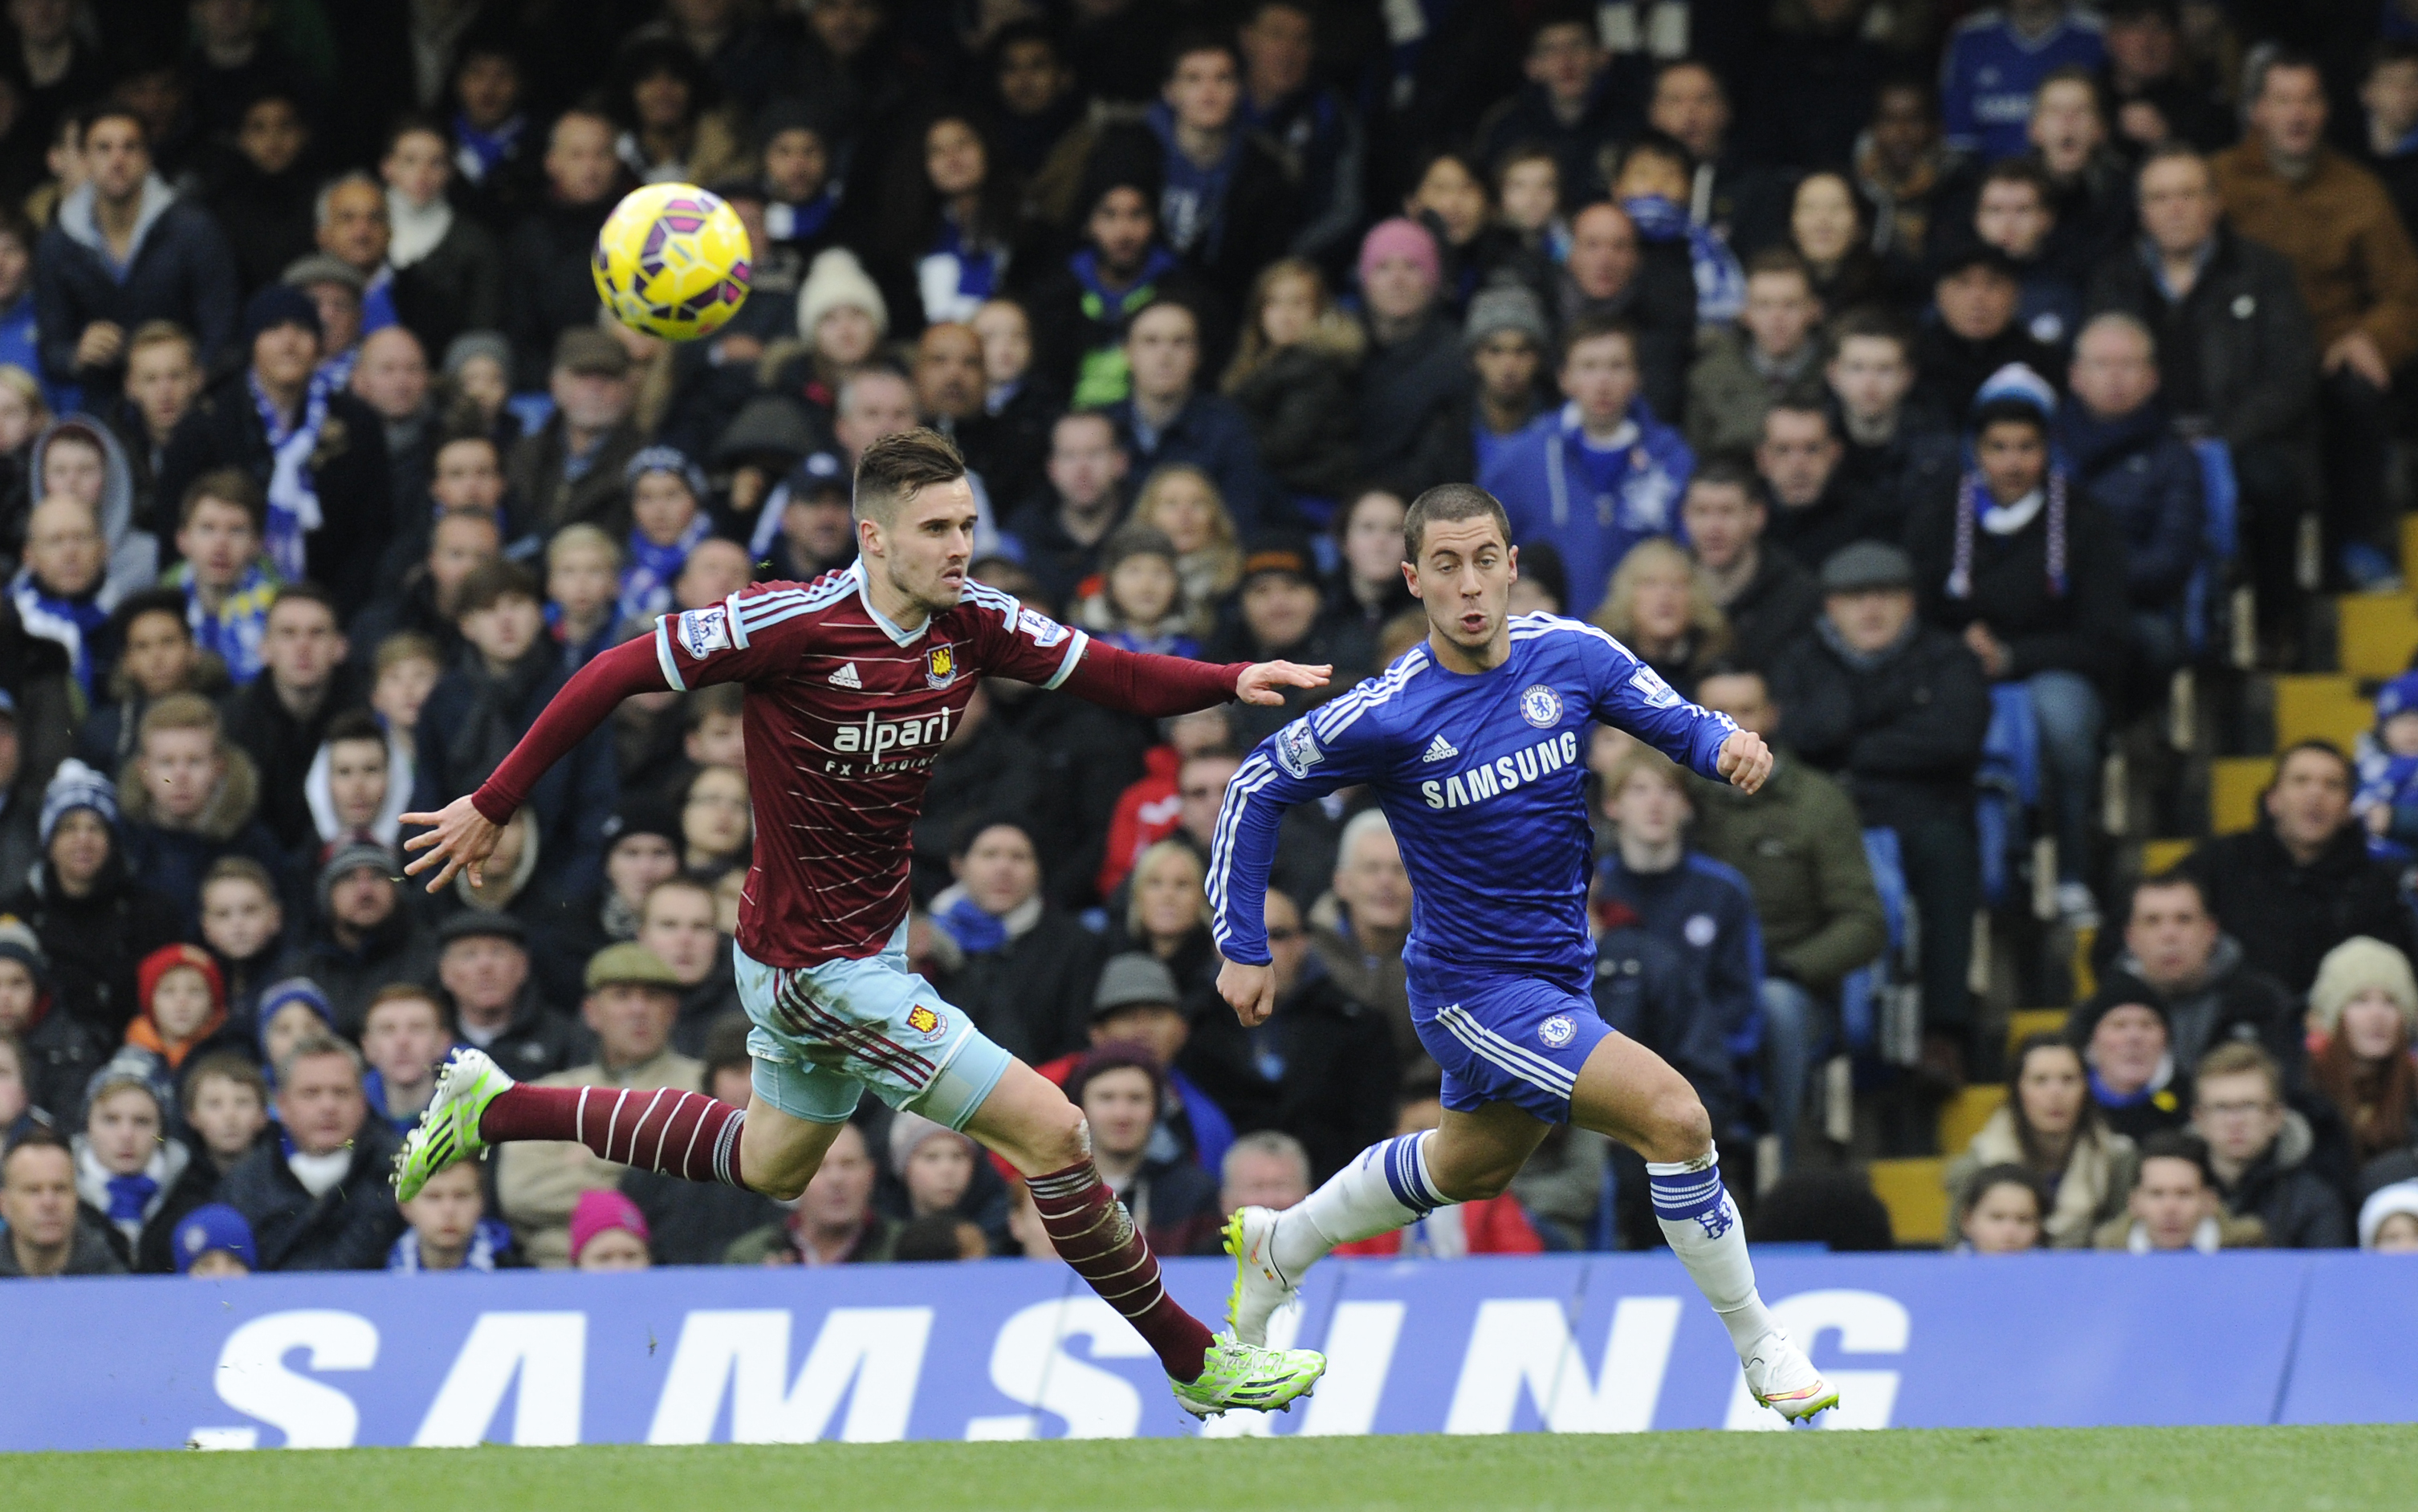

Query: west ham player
[393,430,1329,1417]
[1209,483,1839,1422]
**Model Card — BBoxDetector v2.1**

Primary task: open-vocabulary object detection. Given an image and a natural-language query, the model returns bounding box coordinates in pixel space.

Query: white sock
[1271,1131,1446,1278]
[1646,1144,1775,1358]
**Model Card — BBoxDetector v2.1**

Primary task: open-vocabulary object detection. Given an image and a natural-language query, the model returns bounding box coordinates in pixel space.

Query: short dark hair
[1,1121,71,1178]
[1687,453,1765,503]
[1979,157,2054,203]
[951,812,1036,859]
[381,112,449,160]
[76,101,148,148]
[182,1050,267,1107]
[1972,396,2050,439]
[2126,868,2209,921]
[2249,47,2323,102]
[362,982,451,1032]
[1403,483,1512,561]
[1621,128,1694,177]
[268,581,341,627]
[1827,305,1914,361]
[2136,1129,2214,1188]
[1163,26,1240,79]
[1558,310,1636,368]
[2272,738,2353,791]
[853,427,968,525]
[1959,1162,2048,1228]
[323,708,386,754]
[181,468,267,532]
[1742,246,1812,284]
[2135,139,2212,189]
[454,557,542,617]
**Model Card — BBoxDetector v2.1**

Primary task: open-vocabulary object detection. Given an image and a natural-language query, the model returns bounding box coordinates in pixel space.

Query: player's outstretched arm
[401,635,672,892]
[1058,637,1329,716]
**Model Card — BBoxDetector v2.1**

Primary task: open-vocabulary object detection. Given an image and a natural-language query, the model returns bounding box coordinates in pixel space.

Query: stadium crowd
[9,0,2418,1278]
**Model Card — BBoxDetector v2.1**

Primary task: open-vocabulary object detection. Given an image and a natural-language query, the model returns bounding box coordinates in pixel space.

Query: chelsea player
[1208,482,1838,1423]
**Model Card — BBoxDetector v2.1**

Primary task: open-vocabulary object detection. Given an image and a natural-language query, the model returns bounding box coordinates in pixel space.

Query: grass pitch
[7,1425,2412,1511]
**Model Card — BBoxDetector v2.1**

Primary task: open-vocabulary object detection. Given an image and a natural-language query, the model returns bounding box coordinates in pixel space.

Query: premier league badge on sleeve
[678,604,731,658]
[925,644,958,689]
[1275,719,1323,778]
[1520,684,1564,728]
[1628,663,1683,709]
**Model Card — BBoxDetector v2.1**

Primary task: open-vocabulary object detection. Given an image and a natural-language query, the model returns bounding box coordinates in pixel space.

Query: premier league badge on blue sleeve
[1275,719,1323,778]
[1520,684,1564,729]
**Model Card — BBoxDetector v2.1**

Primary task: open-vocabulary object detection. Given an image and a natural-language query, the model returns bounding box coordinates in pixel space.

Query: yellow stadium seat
[2338,592,2418,681]
[2210,756,2275,835]
[1867,1158,1948,1247]
[2272,673,2371,750]
[2006,1006,2068,1058]
[2402,514,2418,581]
[1937,1085,2006,1155]
[2139,838,2194,875]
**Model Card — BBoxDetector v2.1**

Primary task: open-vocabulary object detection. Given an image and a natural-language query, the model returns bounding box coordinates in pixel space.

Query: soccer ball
[592,183,753,341]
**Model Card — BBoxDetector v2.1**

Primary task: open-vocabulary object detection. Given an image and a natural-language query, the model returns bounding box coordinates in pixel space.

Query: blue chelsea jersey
[1210,614,1739,978]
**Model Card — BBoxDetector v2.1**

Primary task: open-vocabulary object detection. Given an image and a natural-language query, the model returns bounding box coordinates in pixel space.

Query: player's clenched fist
[1716,729,1773,795]
[1218,957,1278,1026]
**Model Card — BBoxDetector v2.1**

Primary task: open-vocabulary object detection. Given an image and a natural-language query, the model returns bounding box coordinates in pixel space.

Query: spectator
[1308,809,1422,1092]
[1313,487,1412,681]
[278,842,433,1038]
[507,329,645,540]
[1919,247,2062,423]
[1691,665,1887,1156]
[1680,462,1818,675]
[1473,14,1631,205]
[2359,1181,2418,1251]
[1106,298,1280,531]
[1138,34,1296,305]
[1068,1040,1222,1255]
[2058,312,2204,677]
[627,876,742,1058]
[1769,542,1990,1076]
[2098,0,2229,153]
[1946,1034,2138,1248]
[959,297,1058,514]
[389,1157,518,1272]
[113,692,283,936]
[570,1187,652,1270]
[6,759,182,1035]
[2306,937,2418,1167]
[303,708,406,851]
[1026,147,1206,410]
[1333,1094,1547,1257]
[1938,0,2106,161]
[1907,364,2126,925]
[1130,463,1241,637]
[253,978,337,1082]
[497,943,702,1268]
[349,328,438,528]
[1954,1164,2050,1254]
[1095,708,1231,900]
[218,1032,404,1270]
[1685,250,1827,460]
[220,585,359,853]
[33,105,238,399]
[1203,532,1334,728]
[1549,202,1695,422]
[2214,51,2418,589]
[433,911,584,1081]
[2028,67,2135,290]
[613,446,710,632]
[1075,526,1195,660]
[2192,1040,2348,1250]
[543,799,678,998]
[1235,1,1362,263]
[1590,537,1729,697]
[1614,132,1747,335]
[164,469,279,686]
[2185,741,2418,994]
[1755,401,1883,578]
[415,559,618,909]
[0,916,101,1123]
[1214,1128,1313,1222]
[1590,892,1736,1207]
[1463,287,1553,476]
[348,499,499,670]
[195,856,283,1030]
[72,1056,213,1272]
[0,1125,124,1276]
[2094,1128,2262,1251]
[203,91,315,295]
[154,284,393,608]
[169,1201,256,1277]
[725,1116,900,1266]
[112,319,203,528]
[2070,972,2188,1140]
[617,1014,781,1263]
[1785,171,1908,319]
[881,1111,998,1238]
[1483,313,1691,624]
[2364,43,2418,240]
[1826,311,1956,545]
[180,1053,267,1183]
[380,117,504,362]
[2086,143,2316,655]
[923,818,1106,1066]
[1354,219,1469,502]
[121,941,236,1073]
[870,112,1022,331]
[2105,871,2303,1084]
[1178,886,1395,1182]
[75,587,205,778]
[1222,258,1360,505]
[1969,159,2082,352]
[356,984,450,1133]
[8,494,114,699]
[503,108,625,389]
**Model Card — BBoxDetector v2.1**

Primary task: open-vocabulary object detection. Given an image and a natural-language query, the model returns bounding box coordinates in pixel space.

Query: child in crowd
[75,1057,214,1272]
[1131,465,1242,637]
[545,523,622,669]
[680,763,751,877]
[1953,1164,2048,1254]
[0,1030,32,1140]
[1971,159,2078,350]
[368,632,441,776]
[1614,133,1745,331]
[197,857,283,1030]
[2360,1181,2418,1252]
[358,985,454,1131]
[2356,670,2418,860]
[179,1054,269,1178]
[116,693,283,933]
[787,249,889,414]
[77,587,220,774]
[439,332,515,447]
[304,709,403,848]
[172,1202,258,1277]
[1081,527,1199,659]
[391,1157,519,1271]
[972,296,1036,409]
[122,942,233,1073]
[1685,249,1829,457]
[618,447,712,630]
[571,1188,653,1270]
[253,978,336,1089]
[0,917,100,1122]
[165,470,280,685]
[10,495,112,694]
[1495,144,1568,266]
[1221,258,1362,502]
[759,104,839,260]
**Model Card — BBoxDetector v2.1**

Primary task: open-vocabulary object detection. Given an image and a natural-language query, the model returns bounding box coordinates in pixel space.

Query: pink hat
[1358,217,1441,287]
[569,1189,650,1261]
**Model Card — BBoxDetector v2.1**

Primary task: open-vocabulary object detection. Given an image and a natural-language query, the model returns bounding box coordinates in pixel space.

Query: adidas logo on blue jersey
[1422,734,1458,762]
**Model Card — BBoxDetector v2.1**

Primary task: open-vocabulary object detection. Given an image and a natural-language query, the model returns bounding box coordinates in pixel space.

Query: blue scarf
[452,112,524,182]
[619,512,711,626]
[1147,102,1240,261]
[923,212,1000,308]
[934,894,1008,954]
[1620,194,1746,325]
[767,191,835,244]
[2088,1067,2155,1108]
[360,266,398,336]
[104,1172,158,1223]
[10,569,109,693]
[250,373,328,581]
[389,1216,513,1272]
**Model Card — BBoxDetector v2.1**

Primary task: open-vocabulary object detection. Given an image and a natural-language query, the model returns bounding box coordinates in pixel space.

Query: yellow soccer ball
[592,182,753,341]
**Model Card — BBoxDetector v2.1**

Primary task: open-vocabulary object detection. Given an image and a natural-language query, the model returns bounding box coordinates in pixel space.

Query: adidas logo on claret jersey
[828,662,862,688]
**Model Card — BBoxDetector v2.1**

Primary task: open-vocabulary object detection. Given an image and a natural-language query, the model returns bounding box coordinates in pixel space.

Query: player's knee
[1644,1084,1713,1164]
[1036,1105,1090,1171]
[752,1169,812,1203]
[1435,1152,1520,1203]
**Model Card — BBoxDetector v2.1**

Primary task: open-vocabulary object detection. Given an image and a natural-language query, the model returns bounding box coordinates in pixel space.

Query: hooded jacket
[1480,400,1692,624]
[32,176,241,394]
[27,415,158,604]
[1229,319,1364,500]
[222,664,368,853]
[115,741,288,935]
[2183,823,2418,995]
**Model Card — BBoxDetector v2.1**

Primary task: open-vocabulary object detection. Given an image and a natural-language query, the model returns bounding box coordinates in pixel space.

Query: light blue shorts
[734,921,1014,1129]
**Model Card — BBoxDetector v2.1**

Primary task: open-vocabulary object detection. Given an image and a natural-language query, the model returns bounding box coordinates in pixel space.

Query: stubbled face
[957,825,1040,915]
[278,1050,367,1156]
[2087,1003,2168,1095]
[1681,482,1759,571]
[1406,513,1516,657]
[2123,881,2218,988]
[862,477,982,619]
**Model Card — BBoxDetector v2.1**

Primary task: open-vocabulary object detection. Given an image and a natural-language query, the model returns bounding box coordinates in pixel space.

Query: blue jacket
[1480,400,1692,619]
[1105,390,1284,530]
[33,178,239,395]
[2058,401,2204,611]
[1594,849,1765,1059]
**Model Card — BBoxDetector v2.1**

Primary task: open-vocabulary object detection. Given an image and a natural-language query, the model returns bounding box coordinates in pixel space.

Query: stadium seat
[2273,674,2371,750]
[2210,756,2275,835]
[2139,838,2194,875]
[2339,593,2418,681]
[1976,685,2043,908]
[1837,828,1910,1055]
[1936,1085,2005,1154]
[2005,1007,2068,1059]
[2183,438,2240,660]
[1866,1157,1948,1246]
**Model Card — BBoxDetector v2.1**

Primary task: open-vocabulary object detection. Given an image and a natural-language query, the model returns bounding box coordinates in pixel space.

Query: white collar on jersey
[848,559,931,646]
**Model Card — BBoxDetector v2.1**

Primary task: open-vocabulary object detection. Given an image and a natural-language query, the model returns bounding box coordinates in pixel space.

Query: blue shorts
[734,921,1015,1129]
[1407,964,1615,1123]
